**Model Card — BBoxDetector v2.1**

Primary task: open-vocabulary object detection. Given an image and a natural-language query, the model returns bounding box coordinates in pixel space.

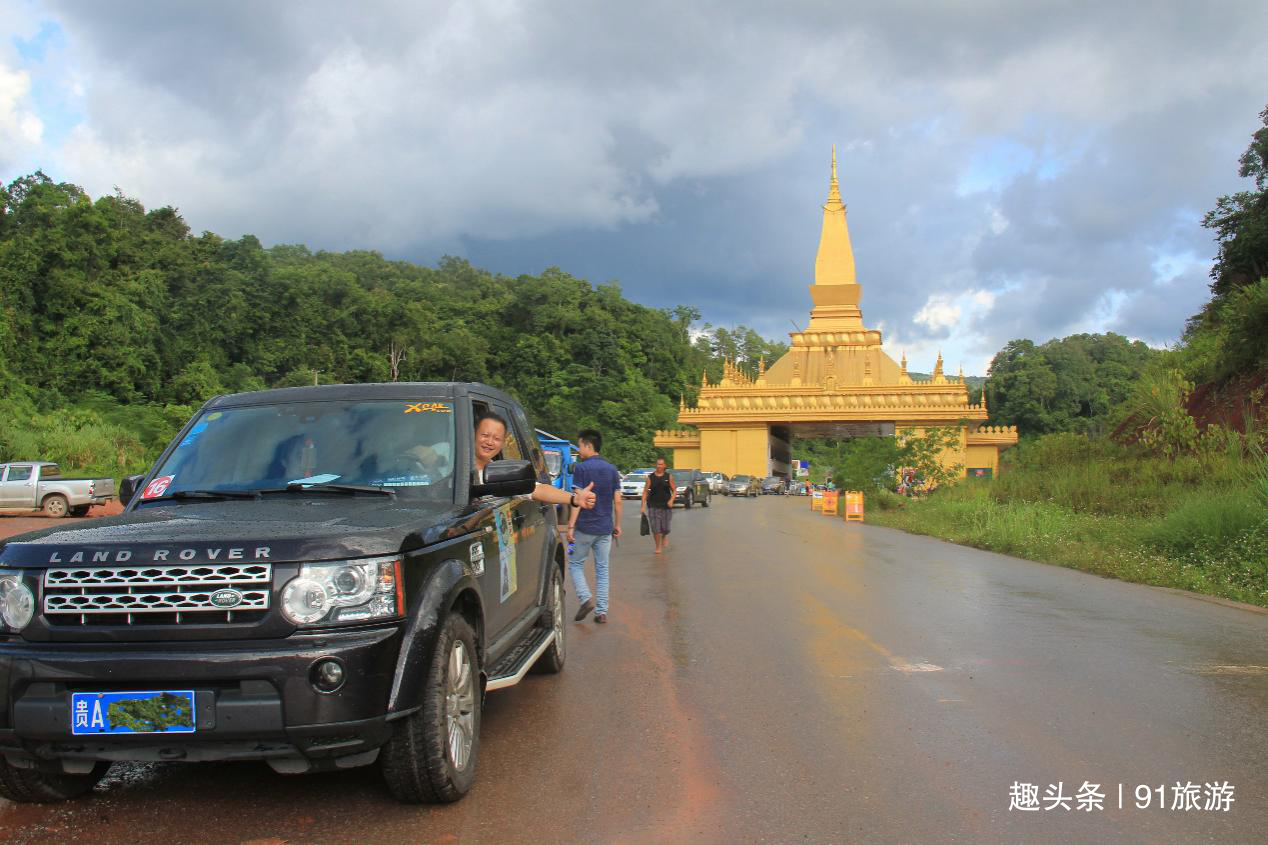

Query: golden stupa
[654,150,1017,479]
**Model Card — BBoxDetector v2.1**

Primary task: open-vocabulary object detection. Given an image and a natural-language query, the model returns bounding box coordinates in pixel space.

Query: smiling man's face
[475,417,506,467]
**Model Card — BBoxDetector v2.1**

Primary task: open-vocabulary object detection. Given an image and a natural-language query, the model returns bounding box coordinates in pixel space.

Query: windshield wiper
[259,483,396,497]
[146,489,260,502]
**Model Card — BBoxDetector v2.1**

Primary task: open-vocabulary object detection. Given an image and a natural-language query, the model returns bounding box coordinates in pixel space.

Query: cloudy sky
[3,1,1266,373]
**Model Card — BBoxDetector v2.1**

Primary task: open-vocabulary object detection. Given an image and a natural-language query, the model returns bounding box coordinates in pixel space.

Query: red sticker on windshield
[142,476,174,499]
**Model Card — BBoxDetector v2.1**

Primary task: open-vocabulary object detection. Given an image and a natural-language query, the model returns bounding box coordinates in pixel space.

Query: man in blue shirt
[567,429,622,624]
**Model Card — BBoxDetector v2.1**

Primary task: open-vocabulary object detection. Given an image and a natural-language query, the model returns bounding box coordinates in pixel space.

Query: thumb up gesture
[574,482,597,509]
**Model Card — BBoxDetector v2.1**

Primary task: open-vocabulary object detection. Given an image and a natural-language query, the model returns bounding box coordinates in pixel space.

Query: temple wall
[965,444,1000,477]
[698,425,770,477]
[670,447,701,470]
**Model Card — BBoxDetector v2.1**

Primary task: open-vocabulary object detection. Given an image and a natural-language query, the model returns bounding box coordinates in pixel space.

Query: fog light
[311,658,345,693]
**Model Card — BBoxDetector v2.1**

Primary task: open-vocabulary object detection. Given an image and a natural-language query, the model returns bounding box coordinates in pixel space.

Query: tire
[532,565,566,674]
[42,494,69,518]
[380,613,480,804]
[701,492,710,508]
[0,759,109,803]
[683,492,693,509]
[70,505,91,518]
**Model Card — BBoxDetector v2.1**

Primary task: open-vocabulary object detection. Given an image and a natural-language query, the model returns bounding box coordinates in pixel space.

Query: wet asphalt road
[1,497,1265,844]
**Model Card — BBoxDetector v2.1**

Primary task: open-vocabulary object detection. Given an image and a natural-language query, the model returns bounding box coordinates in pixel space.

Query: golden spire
[701,369,709,387]
[827,144,841,205]
[814,147,857,286]
[900,350,907,375]
[933,351,944,380]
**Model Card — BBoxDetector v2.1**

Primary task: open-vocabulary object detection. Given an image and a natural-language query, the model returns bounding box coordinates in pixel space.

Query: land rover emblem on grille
[210,589,244,609]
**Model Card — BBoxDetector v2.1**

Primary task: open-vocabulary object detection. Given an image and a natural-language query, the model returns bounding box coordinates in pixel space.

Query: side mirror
[471,460,536,499]
[119,474,145,507]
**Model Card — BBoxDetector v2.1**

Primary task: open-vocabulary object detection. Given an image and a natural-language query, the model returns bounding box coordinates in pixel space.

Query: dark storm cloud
[23,0,1268,362]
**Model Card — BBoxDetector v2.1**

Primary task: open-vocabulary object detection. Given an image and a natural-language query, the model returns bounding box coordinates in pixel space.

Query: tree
[1203,105,1268,300]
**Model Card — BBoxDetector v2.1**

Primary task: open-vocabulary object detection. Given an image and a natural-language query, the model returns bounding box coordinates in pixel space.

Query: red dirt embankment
[1186,369,1268,432]
[0,499,124,541]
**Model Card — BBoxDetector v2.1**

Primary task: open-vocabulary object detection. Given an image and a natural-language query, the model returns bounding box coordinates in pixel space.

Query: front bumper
[0,625,403,773]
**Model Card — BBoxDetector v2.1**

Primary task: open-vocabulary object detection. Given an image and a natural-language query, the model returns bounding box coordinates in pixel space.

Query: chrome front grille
[43,564,272,626]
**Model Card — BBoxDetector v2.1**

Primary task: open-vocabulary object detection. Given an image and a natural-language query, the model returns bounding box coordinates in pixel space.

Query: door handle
[512,513,525,530]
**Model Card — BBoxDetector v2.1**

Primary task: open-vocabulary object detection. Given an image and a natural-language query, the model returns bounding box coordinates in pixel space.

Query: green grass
[0,396,188,480]
[869,435,1268,607]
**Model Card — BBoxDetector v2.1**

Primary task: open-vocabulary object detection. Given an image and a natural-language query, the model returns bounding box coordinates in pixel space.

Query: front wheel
[0,760,109,803]
[42,494,69,518]
[683,492,693,509]
[380,613,480,803]
[532,565,566,674]
[701,493,710,507]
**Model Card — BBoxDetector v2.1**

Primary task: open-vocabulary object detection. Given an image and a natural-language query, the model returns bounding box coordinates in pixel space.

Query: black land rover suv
[0,383,567,804]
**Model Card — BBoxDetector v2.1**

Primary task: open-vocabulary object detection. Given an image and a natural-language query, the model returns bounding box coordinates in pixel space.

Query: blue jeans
[569,530,611,616]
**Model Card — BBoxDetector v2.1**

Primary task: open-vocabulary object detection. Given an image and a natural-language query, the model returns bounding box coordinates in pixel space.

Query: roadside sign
[844,491,864,522]
[811,489,824,510]
[821,490,838,514]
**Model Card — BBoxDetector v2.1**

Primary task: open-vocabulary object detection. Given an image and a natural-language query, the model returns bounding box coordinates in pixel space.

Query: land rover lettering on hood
[0,383,568,806]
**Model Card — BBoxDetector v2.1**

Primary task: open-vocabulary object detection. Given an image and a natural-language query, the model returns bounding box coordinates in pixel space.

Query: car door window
[8,466,31,482]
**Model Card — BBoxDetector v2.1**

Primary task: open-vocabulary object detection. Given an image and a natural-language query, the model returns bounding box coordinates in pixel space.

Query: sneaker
[594,613,607,624]
[574,597,595,621]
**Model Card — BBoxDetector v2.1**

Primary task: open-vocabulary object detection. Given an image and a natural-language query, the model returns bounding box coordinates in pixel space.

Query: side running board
[485,627,555,691]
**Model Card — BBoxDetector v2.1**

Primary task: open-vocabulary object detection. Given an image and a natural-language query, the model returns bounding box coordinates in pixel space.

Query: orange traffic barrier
[821,490,838,514]
[811,490,824,511]
[844,490,864,522]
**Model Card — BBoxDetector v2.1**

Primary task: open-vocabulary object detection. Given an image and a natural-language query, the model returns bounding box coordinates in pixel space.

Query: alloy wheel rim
[552,573,565,658]
[445,639,475,771]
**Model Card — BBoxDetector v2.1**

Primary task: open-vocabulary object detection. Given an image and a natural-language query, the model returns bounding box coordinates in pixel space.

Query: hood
[0,497,478,569]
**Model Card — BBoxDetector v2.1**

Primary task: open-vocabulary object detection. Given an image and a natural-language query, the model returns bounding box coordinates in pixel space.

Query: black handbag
[639,513,650,536]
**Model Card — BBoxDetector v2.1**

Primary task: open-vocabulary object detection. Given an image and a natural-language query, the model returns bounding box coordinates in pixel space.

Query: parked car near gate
[725,475,760,497]
[620,473,647,499]
[0,383,567,806]
[761,476,787,495]
[703,471,728,494]
[670,469,711,508]
[0,462,115,518]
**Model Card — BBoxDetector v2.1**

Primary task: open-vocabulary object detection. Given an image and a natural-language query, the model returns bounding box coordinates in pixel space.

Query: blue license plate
[71,690,197,735]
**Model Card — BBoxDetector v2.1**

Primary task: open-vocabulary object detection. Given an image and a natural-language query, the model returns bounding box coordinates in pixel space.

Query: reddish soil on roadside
[0,499,123,541]
[1186,369,1268,432]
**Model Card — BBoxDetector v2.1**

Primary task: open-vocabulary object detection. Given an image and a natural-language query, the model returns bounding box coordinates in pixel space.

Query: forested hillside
[0,173,784,472]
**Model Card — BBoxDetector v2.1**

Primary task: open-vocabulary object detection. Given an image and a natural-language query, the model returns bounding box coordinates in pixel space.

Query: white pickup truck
[0,462,115,517]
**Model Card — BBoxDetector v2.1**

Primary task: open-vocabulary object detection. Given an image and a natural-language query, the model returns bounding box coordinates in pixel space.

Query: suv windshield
[141,399,456,502]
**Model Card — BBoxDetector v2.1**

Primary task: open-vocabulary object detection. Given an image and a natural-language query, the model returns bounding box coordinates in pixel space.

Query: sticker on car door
[495,504,516,602]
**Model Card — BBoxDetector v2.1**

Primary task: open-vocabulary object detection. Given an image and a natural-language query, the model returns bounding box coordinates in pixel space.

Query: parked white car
[620,473,647,499]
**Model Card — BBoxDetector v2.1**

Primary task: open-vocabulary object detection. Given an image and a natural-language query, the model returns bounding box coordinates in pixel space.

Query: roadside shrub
[1144,493,1268,557]
[0,402,158,478]
[871,488,907,511]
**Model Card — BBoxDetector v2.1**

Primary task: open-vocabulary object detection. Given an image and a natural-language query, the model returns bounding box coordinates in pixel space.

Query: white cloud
[914,294,962,331]
[0,62,44,170]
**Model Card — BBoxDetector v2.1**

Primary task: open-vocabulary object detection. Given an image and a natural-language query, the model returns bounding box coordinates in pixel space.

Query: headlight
[281,557,403,626]
[0,574,35,631]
